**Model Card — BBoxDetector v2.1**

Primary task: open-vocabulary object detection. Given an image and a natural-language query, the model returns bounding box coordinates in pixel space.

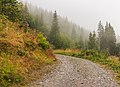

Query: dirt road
[28,55,119,87]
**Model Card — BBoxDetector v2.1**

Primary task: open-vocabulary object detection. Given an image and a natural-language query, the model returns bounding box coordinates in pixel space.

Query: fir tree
[104,23,116,55]
[71,25,77,40]
[88,31,97,50]
[49,11,60,48]
[98,21,105,50]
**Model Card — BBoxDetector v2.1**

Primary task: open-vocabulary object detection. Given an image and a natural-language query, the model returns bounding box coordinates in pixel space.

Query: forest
[0,0,120,86]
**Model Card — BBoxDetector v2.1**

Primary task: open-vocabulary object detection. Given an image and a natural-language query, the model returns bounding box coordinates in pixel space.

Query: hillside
[26,3,90,40]
[0,15,56,87]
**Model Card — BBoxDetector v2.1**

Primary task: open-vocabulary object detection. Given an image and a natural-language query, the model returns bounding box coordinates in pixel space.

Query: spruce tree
[98,21,105,50]
[78,35,84,49]
[71,26,77,40]
[70,25,77,48]
[49,11,60,48]
[104,23,116,55]
[88,31,97,50]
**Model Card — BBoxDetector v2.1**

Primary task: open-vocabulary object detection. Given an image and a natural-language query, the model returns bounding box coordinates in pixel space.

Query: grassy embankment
[54,49,120,82]
[0,15,56,87]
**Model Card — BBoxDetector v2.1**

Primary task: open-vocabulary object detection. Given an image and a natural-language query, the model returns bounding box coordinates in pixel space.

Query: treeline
[88,21,120,56]
[1,0,119,56]
[0,0,90,49]
[24,3,90,49]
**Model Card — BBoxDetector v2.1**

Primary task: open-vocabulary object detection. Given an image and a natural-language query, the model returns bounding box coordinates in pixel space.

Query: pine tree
[98,21,105,50]
[49,11,60,48]
[88,31,97,50]
[71,25,77,40]
[40,13,44,26]
[104,23,116,55]
[78,35,84,49]
[70,25,77,48]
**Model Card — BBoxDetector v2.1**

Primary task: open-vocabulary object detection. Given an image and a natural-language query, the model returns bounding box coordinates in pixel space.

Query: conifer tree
[78,35,84,49]
[104,23,116,55]
[88,31,97,50]
[70,25,77,48]
[49,11,60,48]
[71,26,77,40]
[98,21,105,50]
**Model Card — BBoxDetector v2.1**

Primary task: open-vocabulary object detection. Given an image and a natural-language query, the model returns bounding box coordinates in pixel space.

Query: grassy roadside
[54,49,120,83]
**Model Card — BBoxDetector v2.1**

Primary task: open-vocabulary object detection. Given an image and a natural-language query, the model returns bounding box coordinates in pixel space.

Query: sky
[22,0,120,35]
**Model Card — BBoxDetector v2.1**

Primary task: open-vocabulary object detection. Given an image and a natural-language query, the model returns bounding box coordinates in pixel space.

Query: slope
[0,15,56,87]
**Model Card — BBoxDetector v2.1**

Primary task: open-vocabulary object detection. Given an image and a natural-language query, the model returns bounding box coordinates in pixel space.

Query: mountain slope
[0,15,56,87]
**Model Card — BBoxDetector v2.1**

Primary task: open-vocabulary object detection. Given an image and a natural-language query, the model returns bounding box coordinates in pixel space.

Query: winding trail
[28,55,119,87]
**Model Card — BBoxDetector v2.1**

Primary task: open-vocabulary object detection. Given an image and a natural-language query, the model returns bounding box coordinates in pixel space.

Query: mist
[21,0,120,35]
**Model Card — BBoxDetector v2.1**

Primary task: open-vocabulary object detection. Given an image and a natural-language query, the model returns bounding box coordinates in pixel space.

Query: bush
[37,33,49,49]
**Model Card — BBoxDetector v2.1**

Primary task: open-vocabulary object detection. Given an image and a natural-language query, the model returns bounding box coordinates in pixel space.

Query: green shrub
[37,33,49,49]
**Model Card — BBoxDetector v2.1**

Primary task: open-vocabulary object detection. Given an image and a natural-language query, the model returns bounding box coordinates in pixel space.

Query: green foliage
[116,43,120,56]
[104,23,116,55]
[0,58,22,87]
[71,26,77,40]
[49,11,60,49]
[77,35,86,49]
[97,21,116,55]
[37,33,49,49]
[59,34,71,49]
[88,31,98,50]
[1,0,22,22]
[97,21,105,50]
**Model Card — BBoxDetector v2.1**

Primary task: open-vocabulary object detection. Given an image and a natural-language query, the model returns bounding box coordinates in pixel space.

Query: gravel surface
[28,55,119,87]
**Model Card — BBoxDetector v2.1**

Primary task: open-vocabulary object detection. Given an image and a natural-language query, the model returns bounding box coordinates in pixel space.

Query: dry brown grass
[0,15,56,86]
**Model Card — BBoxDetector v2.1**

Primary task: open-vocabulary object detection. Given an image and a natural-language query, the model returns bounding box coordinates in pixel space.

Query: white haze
[22,0,120,35]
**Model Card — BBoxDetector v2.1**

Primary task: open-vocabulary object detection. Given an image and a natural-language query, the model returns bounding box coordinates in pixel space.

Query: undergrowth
[0,15,56,87]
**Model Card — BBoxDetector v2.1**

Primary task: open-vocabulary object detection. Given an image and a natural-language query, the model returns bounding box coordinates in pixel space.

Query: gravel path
[28,55,119,87]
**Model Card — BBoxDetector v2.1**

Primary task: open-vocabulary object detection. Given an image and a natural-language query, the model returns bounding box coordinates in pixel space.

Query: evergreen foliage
[1,0,22,22]
[97,21,116,55]
[98,21,105,50]
[49,11,60,48]
[88,31,98,50]
[104,23,116,55]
